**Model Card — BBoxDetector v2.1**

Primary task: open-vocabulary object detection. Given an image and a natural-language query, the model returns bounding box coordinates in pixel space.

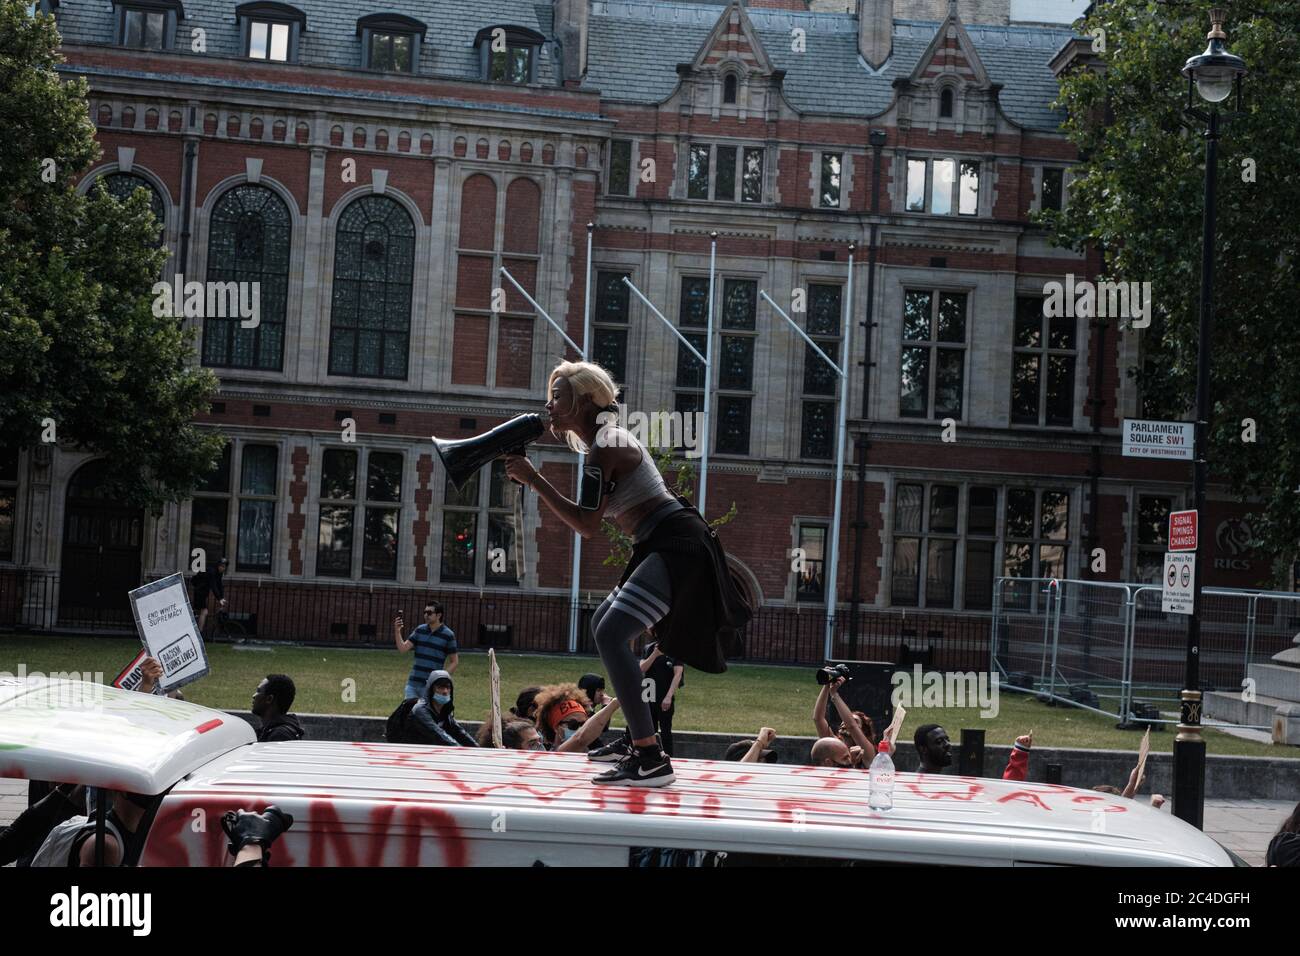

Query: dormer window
[236,3,301,62]
[723,73,738,104]
[358,15,427,74]
[113,0,181,50]
[237,3,305,63]
[475,25,544,85]
[940,87,954,118]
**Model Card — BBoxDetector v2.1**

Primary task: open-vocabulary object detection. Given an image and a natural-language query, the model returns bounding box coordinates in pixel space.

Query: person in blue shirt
[393,602,458,700]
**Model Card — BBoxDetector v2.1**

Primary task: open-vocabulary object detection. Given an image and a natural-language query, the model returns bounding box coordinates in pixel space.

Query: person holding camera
[813,668,876,767]
[393,602,458,701]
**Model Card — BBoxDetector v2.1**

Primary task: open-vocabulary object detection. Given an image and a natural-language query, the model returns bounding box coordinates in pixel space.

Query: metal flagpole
[824,245,856,657]
[566,224,595,653]
[699,233,717,518]
[758,242,855,659]
[621,276,711,516]
[498,261,588,653]
[500,268,584,355]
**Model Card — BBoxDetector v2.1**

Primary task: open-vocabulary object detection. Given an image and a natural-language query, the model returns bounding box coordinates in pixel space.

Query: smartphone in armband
[578,465,608,511]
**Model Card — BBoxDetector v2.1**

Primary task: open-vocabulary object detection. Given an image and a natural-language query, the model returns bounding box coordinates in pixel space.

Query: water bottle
[869,740,895,811]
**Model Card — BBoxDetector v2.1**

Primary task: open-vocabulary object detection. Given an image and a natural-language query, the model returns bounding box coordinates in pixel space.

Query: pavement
[0,779,1290,866]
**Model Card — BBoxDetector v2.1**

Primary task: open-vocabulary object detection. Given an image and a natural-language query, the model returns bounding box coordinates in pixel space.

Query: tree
[0,2,222,511]
[1049,0,1300,583]
[601,443,738,568]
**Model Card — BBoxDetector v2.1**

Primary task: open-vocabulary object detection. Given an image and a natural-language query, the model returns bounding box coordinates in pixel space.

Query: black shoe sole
[587,751,628,763]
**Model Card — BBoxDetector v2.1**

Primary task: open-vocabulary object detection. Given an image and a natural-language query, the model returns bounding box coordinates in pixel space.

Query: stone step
[1245,662,1300,703]
[1203,690,1290,727]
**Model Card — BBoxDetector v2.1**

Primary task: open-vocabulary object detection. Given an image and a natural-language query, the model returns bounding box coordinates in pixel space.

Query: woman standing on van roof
[504,361,751,787]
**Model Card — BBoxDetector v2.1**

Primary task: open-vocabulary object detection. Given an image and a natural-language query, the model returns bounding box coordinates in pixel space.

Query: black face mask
[123,791,155,810]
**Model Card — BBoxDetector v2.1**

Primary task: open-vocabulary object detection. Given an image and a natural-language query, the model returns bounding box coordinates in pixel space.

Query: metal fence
[992,576,1296,726]
[0,567,993,669]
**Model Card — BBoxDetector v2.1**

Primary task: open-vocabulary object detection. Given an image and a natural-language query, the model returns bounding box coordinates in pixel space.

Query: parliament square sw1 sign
[1168,510,1198,552]
[1121,419,1194,460]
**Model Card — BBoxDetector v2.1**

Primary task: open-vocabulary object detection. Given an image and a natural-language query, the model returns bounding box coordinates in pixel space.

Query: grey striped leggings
[591,552,672,742]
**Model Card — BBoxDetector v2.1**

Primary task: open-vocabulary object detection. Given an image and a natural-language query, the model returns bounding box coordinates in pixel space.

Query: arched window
[940,87,954,118]
[203,184,292,371]
[723,73,738,105]
[328,195,415,379]
[100,172,165,246]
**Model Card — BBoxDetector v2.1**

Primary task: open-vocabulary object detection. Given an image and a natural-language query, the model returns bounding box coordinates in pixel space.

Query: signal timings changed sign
[1168,510,1198,552]
[1162,553,1195,615]
[1122,419,1194,460]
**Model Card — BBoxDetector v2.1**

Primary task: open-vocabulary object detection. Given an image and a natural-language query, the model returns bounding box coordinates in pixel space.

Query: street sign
[1122,419,1195,460]
[1162,552,1195,615]
[1168,510,1198,552]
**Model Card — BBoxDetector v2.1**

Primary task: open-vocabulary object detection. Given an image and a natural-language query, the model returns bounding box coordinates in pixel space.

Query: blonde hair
[546,360,621,453]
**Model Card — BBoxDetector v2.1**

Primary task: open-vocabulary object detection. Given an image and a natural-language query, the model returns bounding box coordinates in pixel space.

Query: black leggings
[650,703,675,756]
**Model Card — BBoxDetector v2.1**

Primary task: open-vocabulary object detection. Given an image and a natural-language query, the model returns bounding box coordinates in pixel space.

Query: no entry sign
[1168,510,1198,552]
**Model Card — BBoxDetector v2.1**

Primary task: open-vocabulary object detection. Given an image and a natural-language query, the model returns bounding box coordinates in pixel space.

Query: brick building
[1,0,1266,654]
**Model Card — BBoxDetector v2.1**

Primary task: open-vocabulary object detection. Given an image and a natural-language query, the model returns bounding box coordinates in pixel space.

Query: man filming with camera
[812,665,877,768]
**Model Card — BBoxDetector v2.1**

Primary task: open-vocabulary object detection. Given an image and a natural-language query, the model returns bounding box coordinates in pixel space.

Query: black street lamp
[1173,8,1246,830]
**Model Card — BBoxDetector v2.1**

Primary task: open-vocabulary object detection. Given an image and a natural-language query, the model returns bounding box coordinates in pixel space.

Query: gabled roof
[584,1,1079,131]
[688,0,775,76]
[907,9,991,87]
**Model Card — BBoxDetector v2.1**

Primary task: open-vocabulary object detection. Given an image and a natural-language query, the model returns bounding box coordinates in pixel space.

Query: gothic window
[203,184,291,371]
[328,195,415,379]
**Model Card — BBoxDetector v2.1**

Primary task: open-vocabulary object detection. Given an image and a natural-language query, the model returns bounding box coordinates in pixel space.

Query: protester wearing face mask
[408,670,477,747]
[533,683,623,753]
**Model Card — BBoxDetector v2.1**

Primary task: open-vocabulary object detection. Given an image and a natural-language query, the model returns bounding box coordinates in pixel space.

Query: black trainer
[587,737,634,763]
[587,732,660,763]
[591,746,675,787]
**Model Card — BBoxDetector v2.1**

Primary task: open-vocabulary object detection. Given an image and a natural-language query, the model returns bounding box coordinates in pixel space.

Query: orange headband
[547,698,587,731]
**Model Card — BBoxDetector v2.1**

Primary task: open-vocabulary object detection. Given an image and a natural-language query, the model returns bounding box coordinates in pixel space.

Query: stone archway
[59,460,143,625]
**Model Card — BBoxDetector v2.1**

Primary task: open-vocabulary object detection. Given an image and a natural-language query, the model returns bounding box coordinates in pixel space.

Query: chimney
[857,0,894,70]
[554,0,589,83]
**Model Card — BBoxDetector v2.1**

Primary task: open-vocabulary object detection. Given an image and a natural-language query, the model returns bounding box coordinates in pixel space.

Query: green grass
[2,635,1295,759]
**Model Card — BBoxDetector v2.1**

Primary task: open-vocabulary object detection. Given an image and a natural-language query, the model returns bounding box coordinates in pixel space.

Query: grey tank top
[596,422,671,520]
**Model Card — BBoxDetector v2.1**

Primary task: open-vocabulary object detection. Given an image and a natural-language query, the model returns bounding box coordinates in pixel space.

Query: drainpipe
[178,106,198,277]
[847,128,888,657]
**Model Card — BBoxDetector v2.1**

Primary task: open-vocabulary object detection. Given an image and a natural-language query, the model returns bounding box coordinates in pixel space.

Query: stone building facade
[1,0,1267,642]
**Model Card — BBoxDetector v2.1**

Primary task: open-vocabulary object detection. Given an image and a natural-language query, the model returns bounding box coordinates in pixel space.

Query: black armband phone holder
[578,465,615,511]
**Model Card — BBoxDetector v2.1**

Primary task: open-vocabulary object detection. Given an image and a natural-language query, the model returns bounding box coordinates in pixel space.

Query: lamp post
[1173,8,1246,830]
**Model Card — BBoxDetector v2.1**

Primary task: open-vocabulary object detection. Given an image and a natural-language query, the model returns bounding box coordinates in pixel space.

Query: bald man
[811,736,854,769]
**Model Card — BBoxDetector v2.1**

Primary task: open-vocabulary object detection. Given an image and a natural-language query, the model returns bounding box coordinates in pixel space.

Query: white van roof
[179,740,1232,866]
[0,678,254,795]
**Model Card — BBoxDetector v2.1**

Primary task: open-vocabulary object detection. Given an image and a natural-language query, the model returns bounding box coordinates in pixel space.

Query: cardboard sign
[1136,727,1151,788]
[488,648,503,749]
[883,703,907,751]
[1168,510,1198,552]
[111,648,164,696]
[128,573,209,691]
